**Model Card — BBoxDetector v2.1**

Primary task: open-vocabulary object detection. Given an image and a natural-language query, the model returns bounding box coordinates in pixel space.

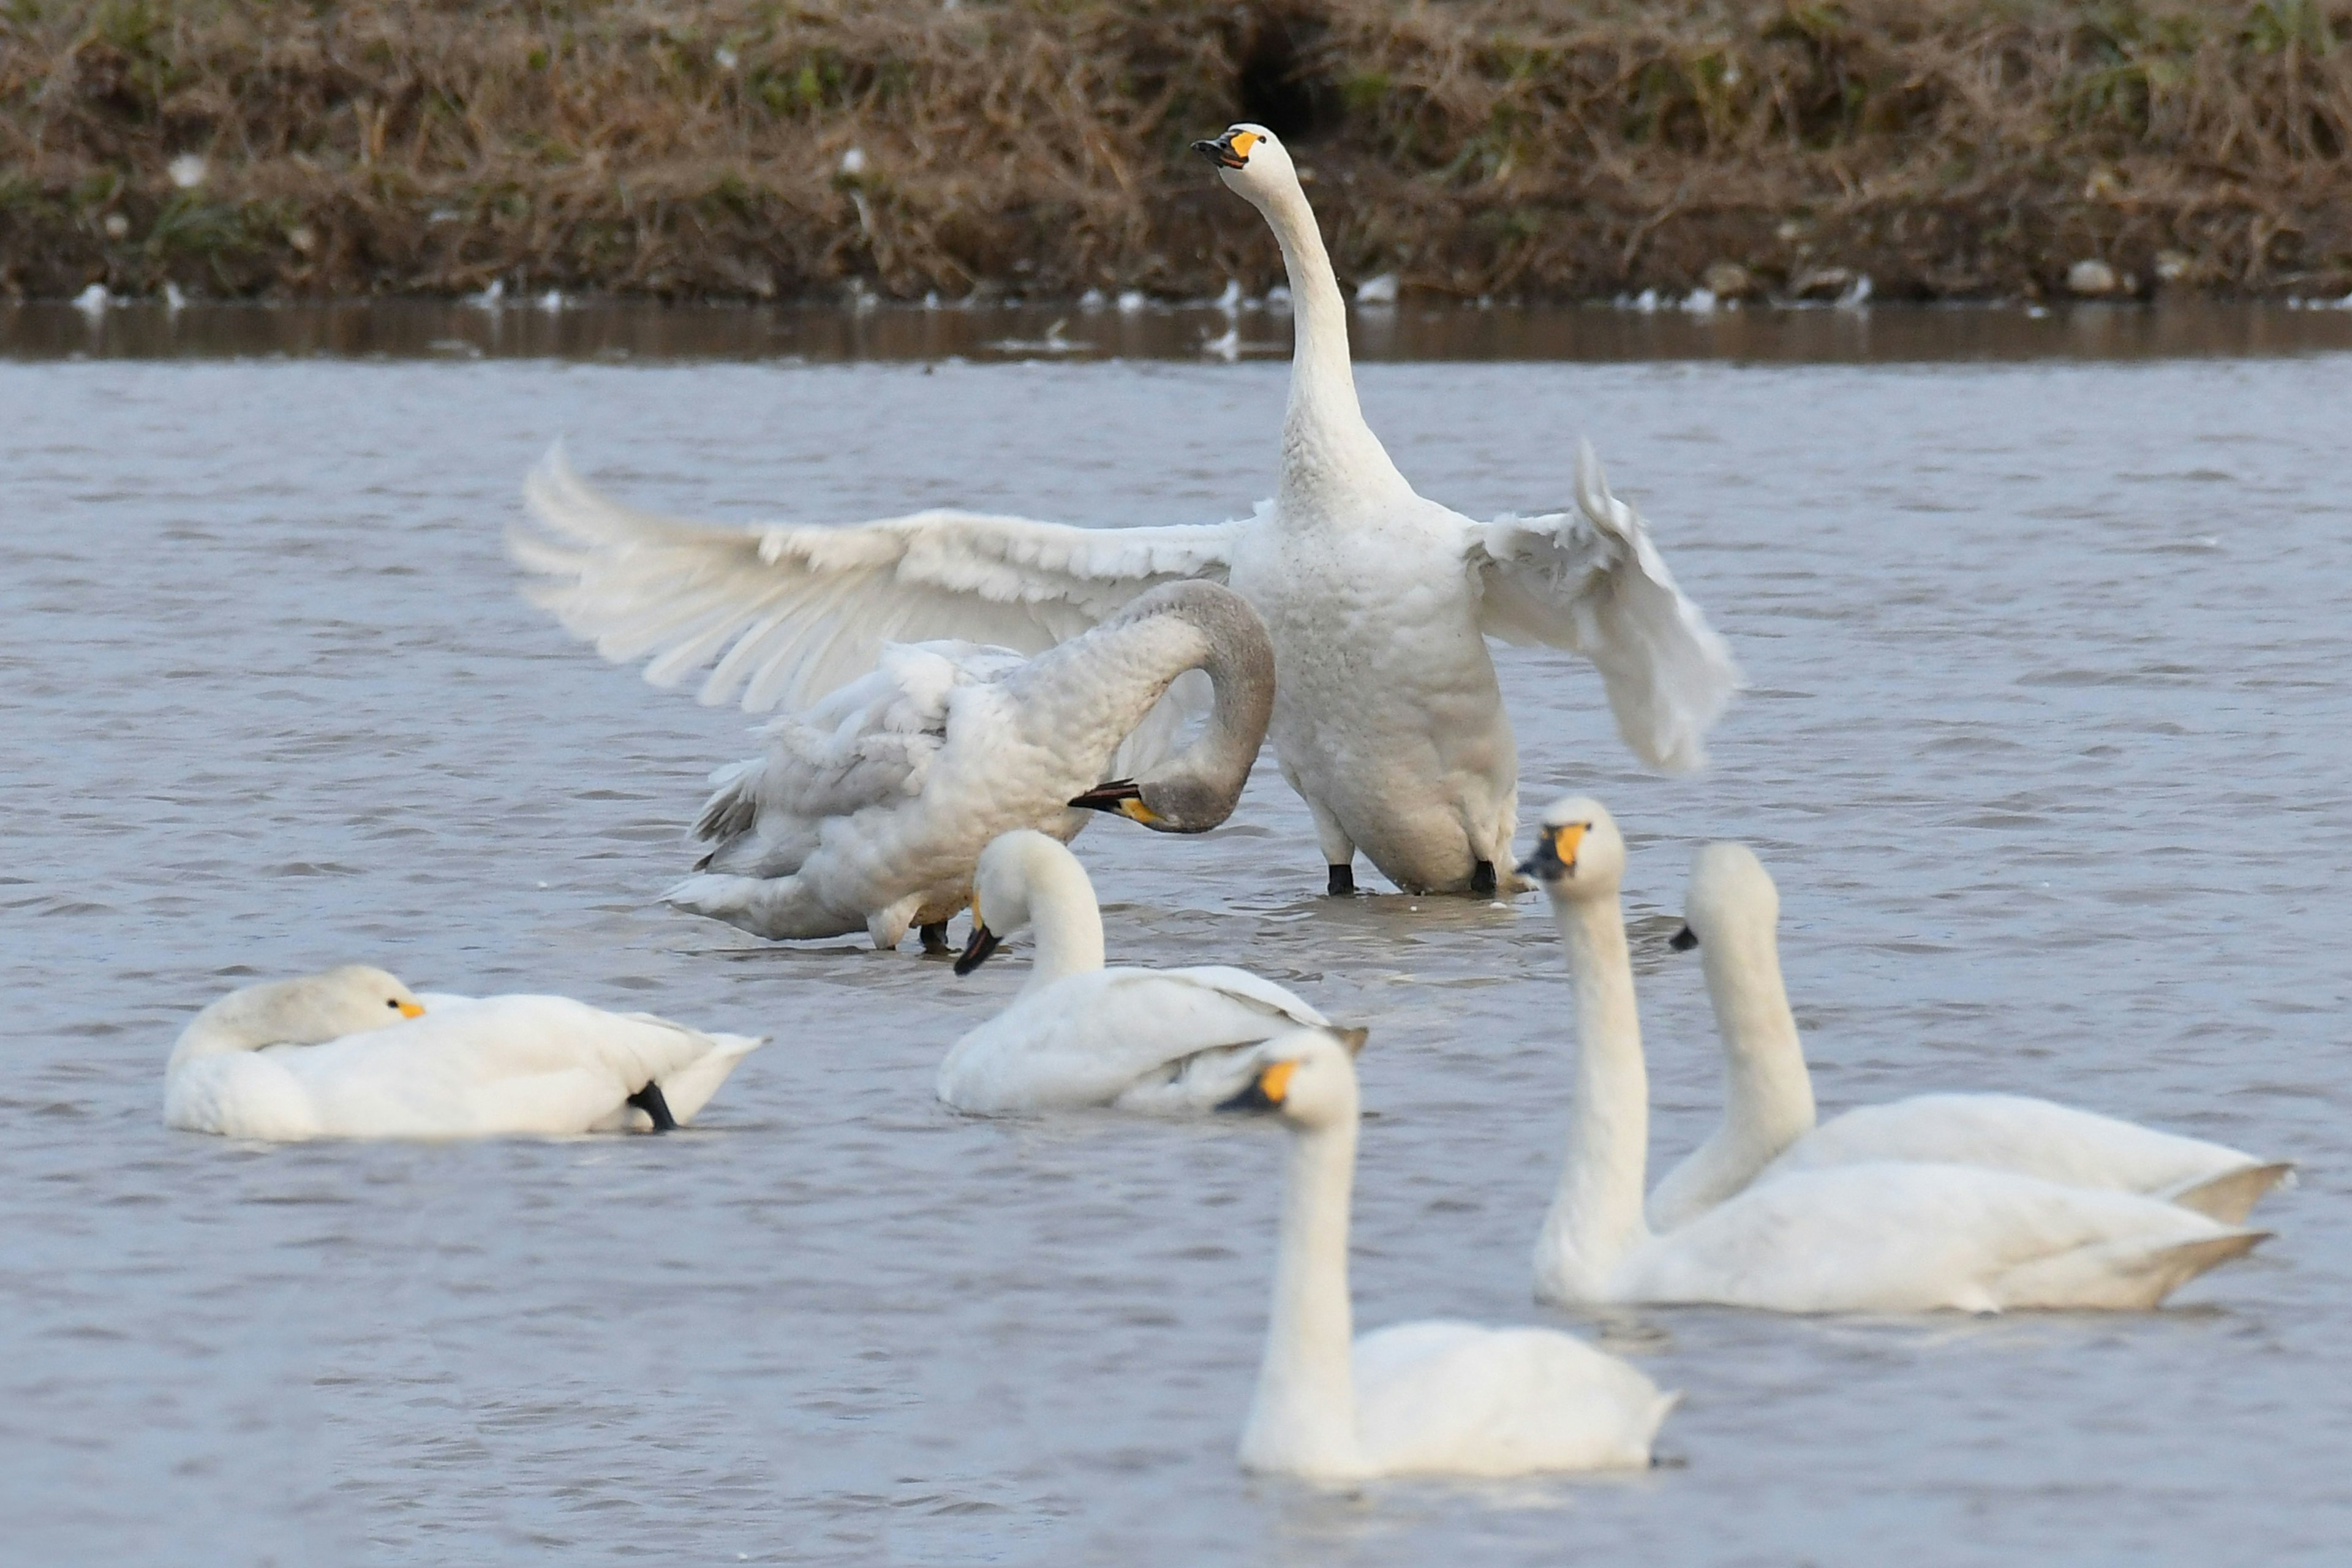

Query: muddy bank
[5,1,2350,305]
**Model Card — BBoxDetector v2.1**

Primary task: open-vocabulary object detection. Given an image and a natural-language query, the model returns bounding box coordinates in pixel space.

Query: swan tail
[692,759,763,844]
[1995,1229,2267,1311]
[2161,1162,2295,1224]
[661,873,853,942]
[651,1032,766,1125]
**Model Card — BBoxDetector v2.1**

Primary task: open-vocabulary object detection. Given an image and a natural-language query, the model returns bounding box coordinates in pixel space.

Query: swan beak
[1068,780,1163,826]
[1514,822,1589,884]
[1215,1057,1297,1114]
[1192,129,1254,170]
[1669,925,1699,952]
[397,1000,426,1017]
[953,920,1002,976]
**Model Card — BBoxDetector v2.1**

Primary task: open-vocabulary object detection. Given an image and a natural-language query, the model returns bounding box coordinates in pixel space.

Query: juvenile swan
[512,123,1735,901]
[1217,1030,1674,1479]
[936,832,1340,1114]
[1521,801,2266,1313]
[1645,842,2290,1230]
[664,580,1275,950]
[165,966,763,1140]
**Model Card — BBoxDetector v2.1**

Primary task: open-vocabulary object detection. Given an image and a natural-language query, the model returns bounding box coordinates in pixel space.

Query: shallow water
[2,330,2348,1564]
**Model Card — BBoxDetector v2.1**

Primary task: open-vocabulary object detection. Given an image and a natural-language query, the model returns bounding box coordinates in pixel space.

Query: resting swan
[935,831,1341,1114]
[1216,1029,1674,1479]
[164,965,763,1140]
[663,579,1274,949]
[511,124,1736,902]
[1645,842,2290,1230]
[1520,800,2266,1313]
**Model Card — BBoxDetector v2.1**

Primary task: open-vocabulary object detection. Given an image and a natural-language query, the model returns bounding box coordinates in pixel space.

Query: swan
[1519,799,2267,1313]
[164,965,763,1140]
[510,123,1736,902]
[662,579,1275,950]
[936,831,1345,1114]
[1215,1028,1674,1479]
[1645,842,2291,1229]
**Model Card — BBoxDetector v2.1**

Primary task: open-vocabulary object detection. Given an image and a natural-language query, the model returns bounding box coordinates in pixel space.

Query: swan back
[170,966,424,1068]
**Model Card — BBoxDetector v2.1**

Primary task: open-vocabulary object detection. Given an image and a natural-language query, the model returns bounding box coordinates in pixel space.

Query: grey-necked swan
[663,579,1273,950]
[512,124,1736,903]
[164,966,762,1140]
[1217,1029,1673,1479]
[1644,842,2290,1230]
[1520,800,2265,1313]
[935,832,1340,1115]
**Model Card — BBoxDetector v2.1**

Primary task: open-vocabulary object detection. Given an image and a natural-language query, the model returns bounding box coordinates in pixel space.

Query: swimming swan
[663,579,1275,950]
[1216,1029,1674,1479]
[1520,800,2266,1313]
[1644,842,2290,1230]
[164,965,763,1140]
[511,123,1736,901]
[935,831,1340,1114]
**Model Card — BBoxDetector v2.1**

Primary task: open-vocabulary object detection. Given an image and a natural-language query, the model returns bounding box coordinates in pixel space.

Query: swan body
[165,967,763,1140]
[1647,842,2289,1231]
[936,832,1337,1114]
[1221,1032,1673,1479]
[512,124,1735,898]
[1519,801,2264,1313]
[664,579,1273,948]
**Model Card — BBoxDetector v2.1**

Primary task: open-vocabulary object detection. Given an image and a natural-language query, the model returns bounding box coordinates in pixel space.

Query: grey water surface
[2,315,2347,1565]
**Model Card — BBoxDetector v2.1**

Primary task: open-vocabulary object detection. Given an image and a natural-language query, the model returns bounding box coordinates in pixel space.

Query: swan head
[1190,123,1297,202]
[1672,842,1778,954]
[956,829,1091,975]
[171,964,426,1066]
[1513,796,1626,899]
[1214,1027,1366,1129]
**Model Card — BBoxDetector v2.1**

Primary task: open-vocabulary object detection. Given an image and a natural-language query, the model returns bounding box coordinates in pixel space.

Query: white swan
[164,966,763,1140]
[1645,842,2291,1230]
[1215,1029,1674,1479]
[511,123,1736,901]
[936,831,1342,1114]
[1519,800,2266,1313]
[663,579,1274,950]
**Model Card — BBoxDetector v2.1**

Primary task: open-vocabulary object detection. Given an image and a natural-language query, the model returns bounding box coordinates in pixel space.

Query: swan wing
[1352,1320,1671,1476]
[514,445,1238,714]
[1469,440,1740,773]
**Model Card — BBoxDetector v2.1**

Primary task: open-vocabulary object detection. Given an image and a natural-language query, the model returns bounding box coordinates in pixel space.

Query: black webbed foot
[1469,859,1498,897]
[918,921,952,956]
[627,1082,679,1133]
[1327,864,1356,897]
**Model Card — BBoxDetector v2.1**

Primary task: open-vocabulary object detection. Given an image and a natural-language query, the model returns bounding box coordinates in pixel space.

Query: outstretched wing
[512,446,1238,713]
[1469,440,1740,774]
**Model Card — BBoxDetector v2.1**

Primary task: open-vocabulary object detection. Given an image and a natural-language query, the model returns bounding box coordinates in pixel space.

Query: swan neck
[1240,1115,1361,1476]
[168,1009,255,1068]
[1254,180,1408,516]
[1702,926,1815,1150]
[1145,596,1274,821]
[1019,851,1106,992]
[1536,892,1653,1299]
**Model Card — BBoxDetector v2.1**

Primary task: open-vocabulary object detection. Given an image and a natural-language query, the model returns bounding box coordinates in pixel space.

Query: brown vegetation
[4,1,2350,303]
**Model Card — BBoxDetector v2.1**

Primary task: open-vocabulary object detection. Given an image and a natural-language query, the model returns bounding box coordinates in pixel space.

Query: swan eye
[385,998,399,1009]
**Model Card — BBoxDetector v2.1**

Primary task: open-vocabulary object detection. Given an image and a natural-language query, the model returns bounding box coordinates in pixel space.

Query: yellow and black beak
[1216,1056,1297,1114]
[953,915,1001,976]
[1513,821,1589,884]
[1191,128,1257,170]
[1068,779,1164,826]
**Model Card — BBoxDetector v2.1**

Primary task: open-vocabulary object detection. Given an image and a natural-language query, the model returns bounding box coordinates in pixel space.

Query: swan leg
[1298,794,1359,897]
[918,921,952,956]
[1470,860,1497,897]
[1327,863,1356,897]
[627,1082,679,1133]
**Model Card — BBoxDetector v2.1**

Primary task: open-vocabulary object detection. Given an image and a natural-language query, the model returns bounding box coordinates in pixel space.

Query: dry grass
[3,0,2349,301]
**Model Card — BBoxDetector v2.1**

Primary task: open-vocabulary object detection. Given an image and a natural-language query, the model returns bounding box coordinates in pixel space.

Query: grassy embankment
[3,0,2350,304]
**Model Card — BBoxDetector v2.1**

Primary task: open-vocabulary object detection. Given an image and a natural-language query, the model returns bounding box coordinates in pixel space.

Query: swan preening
[1520,801,2265,1313]
[1651,842,2292,1229]
[511,122,1737,902]
[936,832,1343,1114]
[1218,1030,1674,1479]
[164,967,762,1140]
[662,579,1275,949]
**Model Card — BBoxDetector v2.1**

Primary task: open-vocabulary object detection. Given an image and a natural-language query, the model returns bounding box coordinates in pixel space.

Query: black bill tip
[952,924,1003,976]
[1068,779,1143,813]
[1191,137,1245,170]
[627,1082,679,1133]
[1216,1079,1277,1114]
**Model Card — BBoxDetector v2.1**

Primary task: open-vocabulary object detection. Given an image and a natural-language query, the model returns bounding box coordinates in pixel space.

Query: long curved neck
[1017,851,1106,993]
[1251,179,1411,518]
[1239,1115,1361,1476]
[1149,595,1274,816]
[1535,891,1654,1300]
[1702,922,1815,1159]
[167,982,311,1068]
[1020,610,1209,767]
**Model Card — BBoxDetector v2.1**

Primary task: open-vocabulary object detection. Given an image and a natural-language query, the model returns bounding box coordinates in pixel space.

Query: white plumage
[511,123,1736,898]
[164,966,763,1141]
[936,831,1335,1115]
[1519,800,2265,1313]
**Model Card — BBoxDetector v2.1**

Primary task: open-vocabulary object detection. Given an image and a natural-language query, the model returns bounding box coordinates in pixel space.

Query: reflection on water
[6,295,2352,364]
[1,347,2348,1563]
